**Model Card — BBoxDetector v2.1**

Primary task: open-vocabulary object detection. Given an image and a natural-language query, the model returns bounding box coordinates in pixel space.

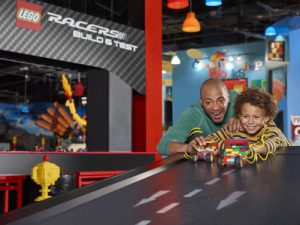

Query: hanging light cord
[24,71,28,103]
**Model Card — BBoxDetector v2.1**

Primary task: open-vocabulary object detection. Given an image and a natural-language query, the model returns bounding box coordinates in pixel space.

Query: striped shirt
[206,120,292,152]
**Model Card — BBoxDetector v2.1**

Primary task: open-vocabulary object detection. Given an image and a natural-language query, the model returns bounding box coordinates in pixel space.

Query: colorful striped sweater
[190,120,292,152]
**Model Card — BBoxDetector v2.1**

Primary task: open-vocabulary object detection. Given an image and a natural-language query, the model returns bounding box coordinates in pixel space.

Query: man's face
[201,85,230,123]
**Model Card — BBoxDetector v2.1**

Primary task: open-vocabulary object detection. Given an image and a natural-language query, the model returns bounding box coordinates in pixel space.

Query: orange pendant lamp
[182,0,200,32]
[167,0,189,9]
[182,12,201,32]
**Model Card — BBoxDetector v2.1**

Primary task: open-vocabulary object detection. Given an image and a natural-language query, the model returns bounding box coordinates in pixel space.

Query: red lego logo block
[16,0,41,32]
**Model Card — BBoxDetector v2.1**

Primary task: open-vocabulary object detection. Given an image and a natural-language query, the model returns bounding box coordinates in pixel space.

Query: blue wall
[287,28,300,138]
[172,41,266,122]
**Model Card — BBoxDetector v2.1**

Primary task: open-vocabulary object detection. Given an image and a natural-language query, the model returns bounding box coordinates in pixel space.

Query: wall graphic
[0,101,86,151]
[0,0,145,93]
[172,41,265,123]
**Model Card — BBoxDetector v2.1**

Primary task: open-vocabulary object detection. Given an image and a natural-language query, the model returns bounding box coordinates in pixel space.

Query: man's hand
[168,136,210,155]
[189,136,207,149]
[224,117,241,132]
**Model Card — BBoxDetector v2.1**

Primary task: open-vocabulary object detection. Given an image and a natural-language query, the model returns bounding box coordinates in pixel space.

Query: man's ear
[199,99,203,106]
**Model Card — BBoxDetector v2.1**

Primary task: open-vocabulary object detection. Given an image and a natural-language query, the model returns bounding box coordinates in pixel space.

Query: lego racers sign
[16,0,41,32]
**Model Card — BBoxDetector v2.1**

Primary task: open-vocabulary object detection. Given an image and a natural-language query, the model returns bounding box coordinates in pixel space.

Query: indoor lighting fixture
[167,0,189,9]
[228,56,234,62]
[275,35,285,41]
[21,68,30,114]
[205,0,222,7]
[171,55,181,65]
[192,59,203,71]
[265,26,277,36]
[182,0,200,33]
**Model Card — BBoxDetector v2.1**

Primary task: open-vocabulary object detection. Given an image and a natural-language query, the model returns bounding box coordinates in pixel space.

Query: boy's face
[201,85,230,123]
[239,103,269,134]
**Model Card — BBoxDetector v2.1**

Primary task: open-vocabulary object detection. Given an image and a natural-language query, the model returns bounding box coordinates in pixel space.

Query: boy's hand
[225,118,241,132]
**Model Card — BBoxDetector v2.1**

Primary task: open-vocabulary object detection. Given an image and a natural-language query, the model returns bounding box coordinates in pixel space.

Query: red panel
[132,95,146,152]
[145,0,162,152]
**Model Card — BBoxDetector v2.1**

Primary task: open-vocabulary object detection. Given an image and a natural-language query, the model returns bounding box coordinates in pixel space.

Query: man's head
[200,79,230,123]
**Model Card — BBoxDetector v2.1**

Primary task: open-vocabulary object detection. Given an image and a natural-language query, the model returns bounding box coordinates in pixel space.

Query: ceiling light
[265,26,277,36]
[167,0,189,9]
[171,55,181,65]
[182,12,201,32]
[275,35,285,41]
[225,62,233,70]
[205,0,222,7]
[182,0,200,33]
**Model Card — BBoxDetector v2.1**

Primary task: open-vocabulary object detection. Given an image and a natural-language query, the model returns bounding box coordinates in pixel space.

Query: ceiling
[1,0,300,102]
[162,0,300,51]
[41,0,300,50]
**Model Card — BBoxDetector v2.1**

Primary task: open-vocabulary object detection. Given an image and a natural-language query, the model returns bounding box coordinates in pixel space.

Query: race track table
[0,151,161,174]
[1,147,299,225]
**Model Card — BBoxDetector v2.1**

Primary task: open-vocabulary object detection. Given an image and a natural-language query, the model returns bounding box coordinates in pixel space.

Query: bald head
[200,79,228,99]
[200,79,230,123]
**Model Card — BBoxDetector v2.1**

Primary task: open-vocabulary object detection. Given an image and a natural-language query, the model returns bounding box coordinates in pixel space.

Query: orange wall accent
[145,0,162,152]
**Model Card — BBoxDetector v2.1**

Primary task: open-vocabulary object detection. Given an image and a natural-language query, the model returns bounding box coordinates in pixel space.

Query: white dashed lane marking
[205,177,221,185]
[156,202,179,214]
[184,189,203,198]
[135,220,151,225]
[222,169,235,175]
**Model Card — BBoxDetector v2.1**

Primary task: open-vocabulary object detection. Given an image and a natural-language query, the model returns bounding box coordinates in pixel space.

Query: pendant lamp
[167,0,189,9]
[182,0,200,32]
[182,12,201,32]
[205,0,222,7]
[265,26,277,36]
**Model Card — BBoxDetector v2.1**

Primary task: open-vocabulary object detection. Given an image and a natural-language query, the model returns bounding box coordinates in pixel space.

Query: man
[157,79,239,156]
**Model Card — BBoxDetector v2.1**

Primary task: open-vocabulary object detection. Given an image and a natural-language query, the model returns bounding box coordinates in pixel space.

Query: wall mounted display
[251,79,266,90]
[222,78,247,93]
[268,41,285,61]
[268,67,286,102]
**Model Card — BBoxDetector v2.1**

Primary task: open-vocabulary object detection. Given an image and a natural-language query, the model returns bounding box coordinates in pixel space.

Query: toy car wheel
[234,157,243,168]
[193,155,198,162]
[206,153,213,162]
[217,156,223,167]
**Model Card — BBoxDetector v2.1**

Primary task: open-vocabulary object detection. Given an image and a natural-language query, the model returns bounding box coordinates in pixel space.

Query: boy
[190,88,292,154]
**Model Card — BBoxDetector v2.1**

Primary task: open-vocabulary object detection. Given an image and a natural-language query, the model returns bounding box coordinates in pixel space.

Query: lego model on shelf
[217,139,249,168]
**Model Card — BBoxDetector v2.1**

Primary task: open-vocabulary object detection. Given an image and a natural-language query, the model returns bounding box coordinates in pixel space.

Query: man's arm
[157,106,199,156]
[167,141,194,155]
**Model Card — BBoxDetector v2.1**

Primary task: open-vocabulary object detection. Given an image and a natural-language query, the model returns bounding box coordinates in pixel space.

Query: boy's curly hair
[234,88,277,120]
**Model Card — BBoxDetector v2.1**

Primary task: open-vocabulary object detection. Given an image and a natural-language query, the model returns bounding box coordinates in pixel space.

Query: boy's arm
[251,126,292,154]
[187,127,232,149]
[206,127,232,149]
[251,134,279,154]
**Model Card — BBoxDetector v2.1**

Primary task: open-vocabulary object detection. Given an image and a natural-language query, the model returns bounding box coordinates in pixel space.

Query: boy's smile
[239,103,269,135]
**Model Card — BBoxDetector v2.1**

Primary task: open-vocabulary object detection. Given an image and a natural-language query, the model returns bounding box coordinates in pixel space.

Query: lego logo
[17,8,41,23]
